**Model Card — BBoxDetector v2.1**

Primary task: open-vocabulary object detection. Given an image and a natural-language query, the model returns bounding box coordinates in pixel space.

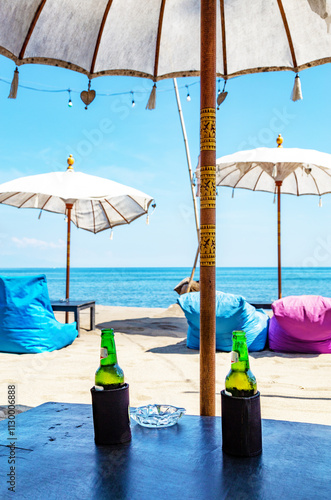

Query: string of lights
[0,74,202,108]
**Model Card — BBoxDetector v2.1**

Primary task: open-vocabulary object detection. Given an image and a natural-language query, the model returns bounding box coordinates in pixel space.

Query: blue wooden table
[0,402,330,499]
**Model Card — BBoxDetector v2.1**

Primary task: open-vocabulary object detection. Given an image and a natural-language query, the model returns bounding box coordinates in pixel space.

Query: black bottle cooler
[221,390,262,457]
[91,383,131,445]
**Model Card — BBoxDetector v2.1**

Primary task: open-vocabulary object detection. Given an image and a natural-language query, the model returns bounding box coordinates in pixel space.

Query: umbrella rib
[104,199,130,224]
[18,0,47,60]
[90,0,114,75]
[217,165,261,189]
[307,171,321,196]
[253,170,266,190]
[153,0,167,80]
[276,0,298,69]
[293,170,299,196]
[91,200,96,233]
[99,201,113,229]
[40,195,52,210]
[0,192,21,203]
[217,166,242,184]
[17,193,37,208]
[73,203,80,229]
[219,0,228,77]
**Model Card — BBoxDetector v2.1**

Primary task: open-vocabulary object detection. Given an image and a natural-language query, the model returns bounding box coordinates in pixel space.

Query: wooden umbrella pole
[200,0,217,416]
[65,203,73,323]
[276,181,282,299]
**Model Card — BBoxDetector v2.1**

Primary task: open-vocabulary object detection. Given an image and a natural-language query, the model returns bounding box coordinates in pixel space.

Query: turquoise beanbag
[177,291,268,351]
[0,275,78,354]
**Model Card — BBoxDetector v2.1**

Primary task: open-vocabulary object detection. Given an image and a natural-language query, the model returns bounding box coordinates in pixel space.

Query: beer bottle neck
[231,334,250,372]
[100,333,118,366]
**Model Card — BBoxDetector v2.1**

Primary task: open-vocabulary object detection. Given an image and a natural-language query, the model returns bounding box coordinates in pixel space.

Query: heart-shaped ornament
[80,89,96,109]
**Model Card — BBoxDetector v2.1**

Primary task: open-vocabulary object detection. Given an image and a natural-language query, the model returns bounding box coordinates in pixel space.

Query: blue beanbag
[177,291,268,351]
[0,275,78,354]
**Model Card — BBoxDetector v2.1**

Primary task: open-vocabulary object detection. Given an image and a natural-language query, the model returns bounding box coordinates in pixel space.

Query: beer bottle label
[100,347,108,359]
[231,351,239,364]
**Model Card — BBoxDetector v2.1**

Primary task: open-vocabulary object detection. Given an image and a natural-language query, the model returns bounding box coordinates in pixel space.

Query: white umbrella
[0,155,154,309]
[215,135,331,298]
[1,0,331,414]
[0,1,331,81]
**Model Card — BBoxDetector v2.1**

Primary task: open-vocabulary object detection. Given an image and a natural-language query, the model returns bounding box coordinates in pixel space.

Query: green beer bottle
[225,331,257,397]
[95,329,125,390]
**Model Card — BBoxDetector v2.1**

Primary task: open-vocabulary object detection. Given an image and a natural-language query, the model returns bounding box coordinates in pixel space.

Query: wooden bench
[249,302,272,309]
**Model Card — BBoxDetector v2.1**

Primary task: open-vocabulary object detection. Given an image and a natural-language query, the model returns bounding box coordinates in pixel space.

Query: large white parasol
[215,135,331,298]
[0,0,331,81]
[0,155,154,309]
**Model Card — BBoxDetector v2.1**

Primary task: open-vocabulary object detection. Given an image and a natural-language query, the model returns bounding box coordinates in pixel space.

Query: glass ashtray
[130,404,186,428]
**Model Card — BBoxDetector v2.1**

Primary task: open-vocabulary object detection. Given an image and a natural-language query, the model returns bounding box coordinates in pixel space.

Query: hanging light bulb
[68,89,73,107]
[186,85,191,101]
[131,91,135,107]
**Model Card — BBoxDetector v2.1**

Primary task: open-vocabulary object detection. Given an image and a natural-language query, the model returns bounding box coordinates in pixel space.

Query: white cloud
[11,237,66,249]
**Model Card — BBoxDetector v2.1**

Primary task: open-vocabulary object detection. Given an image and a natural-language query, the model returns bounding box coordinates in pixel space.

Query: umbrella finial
[67,154,75,170]
[276,134,283,148]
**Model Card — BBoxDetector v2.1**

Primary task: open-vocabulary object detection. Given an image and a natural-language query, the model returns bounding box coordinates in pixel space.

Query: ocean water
[0,267,330,308]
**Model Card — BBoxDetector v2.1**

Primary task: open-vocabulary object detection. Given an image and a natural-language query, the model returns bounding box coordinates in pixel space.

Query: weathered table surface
[0,402,330,499]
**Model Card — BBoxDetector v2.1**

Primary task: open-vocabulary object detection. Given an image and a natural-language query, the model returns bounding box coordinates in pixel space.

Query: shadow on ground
[97,316,188,339]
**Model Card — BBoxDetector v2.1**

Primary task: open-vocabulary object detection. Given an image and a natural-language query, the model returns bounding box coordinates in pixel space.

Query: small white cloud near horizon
[11,237,66,249]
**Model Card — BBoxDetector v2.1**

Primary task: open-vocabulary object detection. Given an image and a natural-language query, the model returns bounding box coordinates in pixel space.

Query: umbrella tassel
[272,165,277,178]
[146,202,156,224]
[232,188,235,198]
[146,84,156,110]
[319,197,322,207]
[38,210,42,219]
[291,74,303,102]
[8,67,19,99]
[110,229,113,240]
[273,192,276,204]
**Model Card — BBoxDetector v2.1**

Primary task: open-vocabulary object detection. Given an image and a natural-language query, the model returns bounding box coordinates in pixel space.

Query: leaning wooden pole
[200,0,216,416]
[276,182,282,299]
[173,78,200,293]
[173,78,200,239]
[65,203,73,323]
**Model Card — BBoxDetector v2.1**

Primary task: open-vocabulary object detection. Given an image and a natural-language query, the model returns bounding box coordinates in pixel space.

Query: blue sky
[0,54,331,269]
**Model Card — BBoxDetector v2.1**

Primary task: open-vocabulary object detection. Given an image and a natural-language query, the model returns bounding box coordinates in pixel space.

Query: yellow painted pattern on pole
[200,108,216,151]
[200,165,216,209]
[200,224,216,266]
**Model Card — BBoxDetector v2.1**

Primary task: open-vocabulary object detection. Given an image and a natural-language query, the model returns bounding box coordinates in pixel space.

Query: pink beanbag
[269,295,331,354]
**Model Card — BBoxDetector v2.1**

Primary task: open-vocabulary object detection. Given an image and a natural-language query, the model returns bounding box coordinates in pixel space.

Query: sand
[0,304,330,425]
